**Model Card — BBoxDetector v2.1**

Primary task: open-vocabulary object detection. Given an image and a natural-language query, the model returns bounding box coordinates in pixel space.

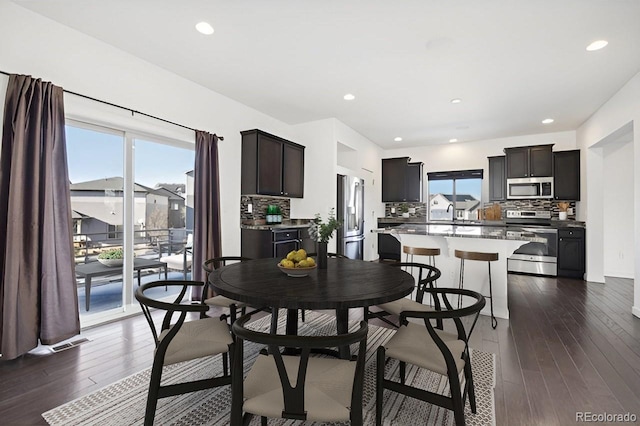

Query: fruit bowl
[277,263,317,277]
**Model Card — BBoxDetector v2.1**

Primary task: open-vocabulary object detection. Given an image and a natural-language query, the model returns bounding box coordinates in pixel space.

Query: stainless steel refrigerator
[336,174,365,259]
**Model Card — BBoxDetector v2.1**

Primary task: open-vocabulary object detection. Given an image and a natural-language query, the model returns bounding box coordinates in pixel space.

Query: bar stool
[403,245,440,268]
[455,249,498,329]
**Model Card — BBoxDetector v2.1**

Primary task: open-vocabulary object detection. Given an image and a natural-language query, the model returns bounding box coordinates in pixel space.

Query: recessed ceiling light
[343,93,355,101]
[449,138,458,143]
[195,22,214,35]
[450,98,462,104]
[586,40,608,51]
[542,118,554,124]
[394,137,402,142]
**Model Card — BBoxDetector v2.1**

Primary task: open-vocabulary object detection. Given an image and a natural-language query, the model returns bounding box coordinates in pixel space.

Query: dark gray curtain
[0,74,79,360]
[192,131,222,298]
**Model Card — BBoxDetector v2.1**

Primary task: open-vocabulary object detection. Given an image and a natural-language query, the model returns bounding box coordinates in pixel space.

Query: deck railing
[73,227,192,263]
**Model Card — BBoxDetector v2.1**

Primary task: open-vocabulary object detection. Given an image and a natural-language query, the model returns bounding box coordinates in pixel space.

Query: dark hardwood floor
[1,275,639,425]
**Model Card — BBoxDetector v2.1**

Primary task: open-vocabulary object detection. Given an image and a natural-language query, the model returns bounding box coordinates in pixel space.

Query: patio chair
[135,280,233,426]
[159,234,192,279]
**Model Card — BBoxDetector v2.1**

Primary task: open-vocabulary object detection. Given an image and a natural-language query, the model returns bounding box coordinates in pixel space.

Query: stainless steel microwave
[507,177,553,199]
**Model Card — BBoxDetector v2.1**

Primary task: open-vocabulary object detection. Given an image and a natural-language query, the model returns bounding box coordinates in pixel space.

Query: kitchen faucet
[446,203,454,212]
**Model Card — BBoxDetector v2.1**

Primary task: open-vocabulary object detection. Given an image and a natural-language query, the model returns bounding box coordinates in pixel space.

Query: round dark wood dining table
[209,257,415,358]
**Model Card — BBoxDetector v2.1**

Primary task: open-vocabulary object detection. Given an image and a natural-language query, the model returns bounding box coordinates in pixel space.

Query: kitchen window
[426,169,483,222]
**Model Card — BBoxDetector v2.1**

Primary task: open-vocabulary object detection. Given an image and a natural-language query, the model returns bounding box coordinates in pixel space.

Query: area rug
[43,311,496,425]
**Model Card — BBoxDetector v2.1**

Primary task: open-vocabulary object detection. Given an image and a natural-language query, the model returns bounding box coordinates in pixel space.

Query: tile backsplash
[240,195,290,222]
[384,199,578,220]
[486,200,577,220]
[384,202,427,218]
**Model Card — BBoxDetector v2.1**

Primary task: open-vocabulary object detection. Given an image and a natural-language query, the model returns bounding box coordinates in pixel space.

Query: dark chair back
[201,256,251,300]
[135,280,232,426]
[231,315,368,424]
[377,288,486,426]
[136,280,208,352]
[398,287,485,346]
[389,262,441,306]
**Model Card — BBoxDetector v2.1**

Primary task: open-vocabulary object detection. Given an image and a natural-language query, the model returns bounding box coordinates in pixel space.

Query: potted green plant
[97,248,124,267]
[308,208,341,269]
[398,203,410,218]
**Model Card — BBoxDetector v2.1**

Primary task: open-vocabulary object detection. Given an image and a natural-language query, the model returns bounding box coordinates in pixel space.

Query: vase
[317,242,328,269]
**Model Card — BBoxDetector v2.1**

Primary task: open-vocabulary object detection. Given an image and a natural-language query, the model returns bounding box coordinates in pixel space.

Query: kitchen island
[373,223,546,319]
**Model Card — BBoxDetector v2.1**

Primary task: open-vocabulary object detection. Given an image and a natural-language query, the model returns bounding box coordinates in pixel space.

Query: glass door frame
[67,118,195,327]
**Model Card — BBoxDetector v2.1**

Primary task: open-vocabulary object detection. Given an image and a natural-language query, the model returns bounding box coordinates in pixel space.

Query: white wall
[290,118,385,260]
[576,70,640,317]
[0,2,385,258]
[383,131,577,205]
[603,140,635,278]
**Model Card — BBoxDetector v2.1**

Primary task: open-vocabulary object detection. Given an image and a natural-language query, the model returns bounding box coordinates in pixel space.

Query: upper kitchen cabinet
[241,129,305,198]
[382,157,423,202]
[553,149,580,200]
[488,155,506,201]
[406,162,423,202]
[505,144,553,178]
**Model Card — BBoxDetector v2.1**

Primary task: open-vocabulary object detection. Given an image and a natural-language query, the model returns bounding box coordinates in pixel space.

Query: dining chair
[135,280,233,426]
[365,262,441,329]
[201,256,252,323]
[231,313,369,425]
[376,288,485,426]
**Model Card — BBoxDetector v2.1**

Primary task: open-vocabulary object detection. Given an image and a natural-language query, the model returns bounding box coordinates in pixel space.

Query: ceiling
[12,0,640,148]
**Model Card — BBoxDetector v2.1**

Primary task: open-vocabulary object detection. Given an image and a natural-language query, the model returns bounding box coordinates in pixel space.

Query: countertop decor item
[97,248,124,267]
[558,202,570,220]
[308,209,341,269]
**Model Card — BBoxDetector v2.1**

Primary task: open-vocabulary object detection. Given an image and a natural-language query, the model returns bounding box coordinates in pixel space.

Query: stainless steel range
[506,210,557,276]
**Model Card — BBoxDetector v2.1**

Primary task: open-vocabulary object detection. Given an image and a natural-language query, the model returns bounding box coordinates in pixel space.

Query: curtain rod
[0,69,224,141]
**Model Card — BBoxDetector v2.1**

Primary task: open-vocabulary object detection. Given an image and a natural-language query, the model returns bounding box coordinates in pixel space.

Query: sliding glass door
[66,122,194,326]
[134,138,195,280]
[66,124,126,320]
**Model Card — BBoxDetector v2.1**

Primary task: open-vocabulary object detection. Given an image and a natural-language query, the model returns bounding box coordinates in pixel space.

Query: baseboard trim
[586,273,605,283]
[633,306,640,319]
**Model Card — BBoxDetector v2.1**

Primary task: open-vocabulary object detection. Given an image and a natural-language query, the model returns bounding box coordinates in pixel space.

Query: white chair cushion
[243,354,356,422]
[160,253,192,271]
[204,295,247,309]
[384,322,466,376]
[376,298,435,316]
[158,317,232,365]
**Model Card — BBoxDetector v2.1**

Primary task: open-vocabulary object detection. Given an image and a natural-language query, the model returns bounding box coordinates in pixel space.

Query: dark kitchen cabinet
[241,228,303,259]
[554,149,580,200]
[406,162,423,202]
[557,228,585,278]
[488,155,506,201]
[241,129,305,198]
[382,157,423,202]
[505,144,553,178]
